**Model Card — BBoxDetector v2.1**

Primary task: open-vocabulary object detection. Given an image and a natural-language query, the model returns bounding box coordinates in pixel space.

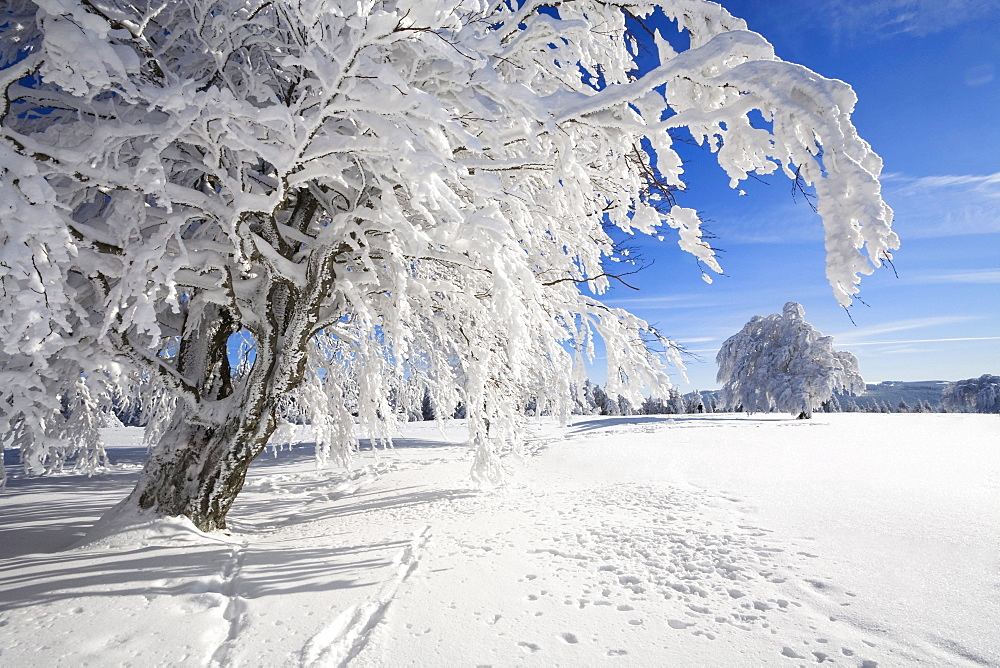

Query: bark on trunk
[126,405,277,531]
[108,197,339,532]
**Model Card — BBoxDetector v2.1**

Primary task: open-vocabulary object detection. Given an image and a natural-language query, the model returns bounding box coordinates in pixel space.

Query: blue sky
[597,0,1000,391]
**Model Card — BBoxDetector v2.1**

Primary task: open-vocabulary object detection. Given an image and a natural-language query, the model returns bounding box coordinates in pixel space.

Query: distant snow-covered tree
[0,0,896,530]
[572,381,599,416]
[667,388,687,415]
[686,390,705,414]
[821,395,842,413]
[420,389,436,422]
[942,375,1000,413]
[641,395,665,415]
[716,303,865,419]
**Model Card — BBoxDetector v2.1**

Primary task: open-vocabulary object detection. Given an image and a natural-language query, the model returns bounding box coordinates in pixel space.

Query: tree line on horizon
[93,373,997,428]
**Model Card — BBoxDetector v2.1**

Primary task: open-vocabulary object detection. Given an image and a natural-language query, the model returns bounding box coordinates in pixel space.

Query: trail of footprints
[510,485,881,665]
[208,542,249,667]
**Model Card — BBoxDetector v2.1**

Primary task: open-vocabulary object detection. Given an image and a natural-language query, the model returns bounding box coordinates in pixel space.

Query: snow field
[0,413,997,666]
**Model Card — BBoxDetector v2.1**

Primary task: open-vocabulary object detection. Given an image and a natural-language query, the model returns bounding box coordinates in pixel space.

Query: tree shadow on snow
[1,477,474,613]
[0,538,400,612]
[247,436,466,472]
[568,414,793,434]
[230,484,477,531]
[0,470,142,559]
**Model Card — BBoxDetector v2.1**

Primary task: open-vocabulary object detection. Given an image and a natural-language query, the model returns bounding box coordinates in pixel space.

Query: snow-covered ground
[1,413,997,666]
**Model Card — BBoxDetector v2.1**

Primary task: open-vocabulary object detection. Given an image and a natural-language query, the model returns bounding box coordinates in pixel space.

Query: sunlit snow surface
[1,414,997,666]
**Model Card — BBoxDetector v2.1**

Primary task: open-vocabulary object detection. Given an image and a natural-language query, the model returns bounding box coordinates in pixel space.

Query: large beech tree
[0,0,896,530]
[716,302,866,419]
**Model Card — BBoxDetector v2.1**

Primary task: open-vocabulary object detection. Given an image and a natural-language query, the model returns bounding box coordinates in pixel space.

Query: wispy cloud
[816,0,999,38]
[908,269,1000,284]
[848,335,1000,345]
[604,293,724,309]
[677,337,717,344]
[832,315,977,343]
[965,64,995,87]
[880,171,1000,238]
[704,169,1000,244]
[884,171,1000,193]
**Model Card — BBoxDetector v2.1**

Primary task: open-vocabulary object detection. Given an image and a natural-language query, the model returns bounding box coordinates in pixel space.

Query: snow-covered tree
[942,375,1000,413]
[0,0,896,530]
[716,303,865,419]
[641,395,664,414]
[667,387,687,415]
[572,381,599,416]
[686,390,705,414]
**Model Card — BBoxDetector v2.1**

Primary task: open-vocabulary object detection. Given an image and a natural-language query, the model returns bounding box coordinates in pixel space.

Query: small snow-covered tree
[1,0,896,530]
[641,395,665,414]
[686,390,705,414]
[572,381,599,416]
[942,375,1000,413]
[716,303,865,419]
[820,395,842,413]
[667,388,686,415]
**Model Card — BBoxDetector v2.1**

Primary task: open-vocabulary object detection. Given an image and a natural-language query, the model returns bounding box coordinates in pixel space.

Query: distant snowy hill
[693,380,952,412]
[847,380,951,410]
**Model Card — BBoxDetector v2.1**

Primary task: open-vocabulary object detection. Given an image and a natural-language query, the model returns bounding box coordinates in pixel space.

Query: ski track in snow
[298,525,430,667]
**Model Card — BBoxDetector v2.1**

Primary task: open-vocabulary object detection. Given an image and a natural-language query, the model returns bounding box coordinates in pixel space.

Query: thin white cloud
[847,336,1000,346]
[816,0,998,38]
[881,171,1000,238]
[833,315,976,342]
[707,169,1000,244]
[911,269,1000,284]
[886,171,1000,192]
[604,293,724,309]
[965,64,995,87]
[677,337,717,344]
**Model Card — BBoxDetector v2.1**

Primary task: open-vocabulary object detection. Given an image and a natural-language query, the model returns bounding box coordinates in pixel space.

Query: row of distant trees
[547,378,996,418]
[98,372,1000,426]
[404,374,998,420]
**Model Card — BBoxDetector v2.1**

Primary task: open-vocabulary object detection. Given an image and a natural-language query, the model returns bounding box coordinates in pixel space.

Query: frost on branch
[716,302,865,418]
[0,0,895,528]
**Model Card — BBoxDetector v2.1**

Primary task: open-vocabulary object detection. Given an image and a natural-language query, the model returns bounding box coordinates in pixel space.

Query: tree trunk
[125,403,277,531]
[107,200,334,532]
